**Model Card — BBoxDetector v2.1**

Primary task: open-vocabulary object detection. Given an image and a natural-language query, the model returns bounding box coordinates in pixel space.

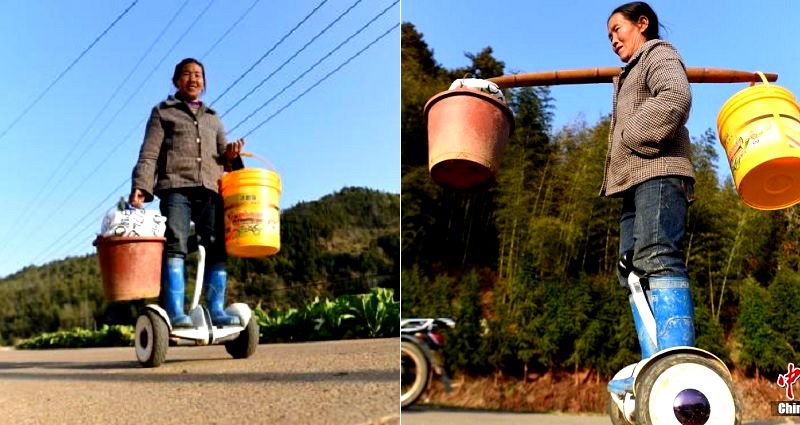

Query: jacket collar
[613,39,675,85]
[163,95,218,115]
[622,39,673,73]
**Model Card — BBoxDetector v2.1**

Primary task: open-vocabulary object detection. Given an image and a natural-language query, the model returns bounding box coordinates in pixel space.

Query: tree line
[401,22,800,378]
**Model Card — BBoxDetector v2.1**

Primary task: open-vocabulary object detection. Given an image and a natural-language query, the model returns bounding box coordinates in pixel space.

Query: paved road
[0,339,399,425]
[402,407,800,425]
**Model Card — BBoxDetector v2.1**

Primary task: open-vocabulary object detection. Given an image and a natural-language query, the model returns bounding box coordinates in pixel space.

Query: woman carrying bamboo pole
[603,1,696,390]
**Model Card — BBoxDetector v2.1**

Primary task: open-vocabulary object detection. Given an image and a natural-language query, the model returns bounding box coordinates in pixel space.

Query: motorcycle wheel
[401,340,429,408]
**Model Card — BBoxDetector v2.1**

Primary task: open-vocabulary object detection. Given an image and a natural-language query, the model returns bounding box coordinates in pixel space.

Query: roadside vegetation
[0,187,399,346]
[16,288,398,349]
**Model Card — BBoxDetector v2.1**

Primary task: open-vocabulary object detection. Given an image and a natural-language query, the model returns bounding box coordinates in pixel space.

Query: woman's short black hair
[610,1,662,40]
[172,57,206,91]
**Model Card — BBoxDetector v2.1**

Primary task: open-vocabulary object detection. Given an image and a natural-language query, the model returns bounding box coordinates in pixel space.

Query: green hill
[0,187,399,345]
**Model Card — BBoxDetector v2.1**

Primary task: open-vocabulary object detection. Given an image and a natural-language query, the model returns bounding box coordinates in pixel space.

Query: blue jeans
[158,187,226,264]
[617,176,694,286]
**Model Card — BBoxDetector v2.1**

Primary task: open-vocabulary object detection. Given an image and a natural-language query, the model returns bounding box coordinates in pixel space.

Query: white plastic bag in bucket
[448,78,507,103]
[100,198,166,237]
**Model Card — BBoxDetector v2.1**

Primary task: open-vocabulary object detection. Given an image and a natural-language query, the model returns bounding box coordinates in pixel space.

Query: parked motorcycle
[400,317,456,408]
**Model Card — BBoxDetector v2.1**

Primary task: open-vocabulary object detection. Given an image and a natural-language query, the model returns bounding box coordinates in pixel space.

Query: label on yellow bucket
[723,116,800,176]
[224,205,279,239]
[223,187,281,257]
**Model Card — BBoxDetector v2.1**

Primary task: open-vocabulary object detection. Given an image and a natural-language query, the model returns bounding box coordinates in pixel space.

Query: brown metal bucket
[424,88,514,189]
[95,236,165,301]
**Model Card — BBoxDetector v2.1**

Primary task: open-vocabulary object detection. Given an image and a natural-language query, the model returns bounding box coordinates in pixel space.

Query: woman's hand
[129,188,146,208]
[226,138,245,160]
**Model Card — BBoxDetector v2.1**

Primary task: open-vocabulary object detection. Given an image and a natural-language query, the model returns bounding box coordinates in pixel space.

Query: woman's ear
[637,15,649,35]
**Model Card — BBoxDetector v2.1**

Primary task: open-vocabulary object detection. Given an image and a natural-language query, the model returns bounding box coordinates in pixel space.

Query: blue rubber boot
[608,280,695,396]
[161,257,193,328]
[650,277,695,349]
[205,262,241,327]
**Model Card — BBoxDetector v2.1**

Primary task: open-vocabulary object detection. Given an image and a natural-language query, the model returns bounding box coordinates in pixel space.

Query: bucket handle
[751,71,789,147]
[749,71,771,87]
[239,152,277,171]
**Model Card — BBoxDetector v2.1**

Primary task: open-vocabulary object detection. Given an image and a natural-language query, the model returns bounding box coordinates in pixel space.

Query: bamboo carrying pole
[487,67,778,88]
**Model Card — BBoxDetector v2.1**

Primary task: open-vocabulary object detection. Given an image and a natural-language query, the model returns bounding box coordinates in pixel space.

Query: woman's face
[607,13,648,63]
[176,62,204,101]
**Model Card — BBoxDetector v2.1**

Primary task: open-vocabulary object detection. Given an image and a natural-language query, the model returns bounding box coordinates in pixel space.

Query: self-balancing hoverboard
[608,254,741,425]
[133,244,259,367]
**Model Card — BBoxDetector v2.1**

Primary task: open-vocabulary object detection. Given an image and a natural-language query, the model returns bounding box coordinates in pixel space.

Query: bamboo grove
[401,22,800,378]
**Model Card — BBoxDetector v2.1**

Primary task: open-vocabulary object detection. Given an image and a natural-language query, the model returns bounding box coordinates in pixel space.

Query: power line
[26,0,339,264]
[210,0,329,106]
[31,179,130,265]
[54,117,146,213]
[13,1,216,265]
[0,1,215,262]
[0,0,139,144]
[0,1,189,256]
[231,7,399,137]
[241,22,398,139]
[31,179,128,264]
[200,0,262,60]
[48,0,217,208]
[50,0,190,187]
[221,0,365,118]
[14,0,328,265]
[17,3,398,272]
[53,222,103,264]
[8,0,264,268]
[60,232,99,262]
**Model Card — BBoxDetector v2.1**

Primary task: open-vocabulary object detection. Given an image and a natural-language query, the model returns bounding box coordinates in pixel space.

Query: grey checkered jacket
[131,96,229,202]
[601,39,695,196]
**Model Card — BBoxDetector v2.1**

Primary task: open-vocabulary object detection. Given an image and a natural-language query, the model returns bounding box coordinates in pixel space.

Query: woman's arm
[130,107,164,204]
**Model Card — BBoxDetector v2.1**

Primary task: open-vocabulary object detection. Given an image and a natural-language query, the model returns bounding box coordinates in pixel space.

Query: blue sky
[403,0,800,180]
[0,0,399,278]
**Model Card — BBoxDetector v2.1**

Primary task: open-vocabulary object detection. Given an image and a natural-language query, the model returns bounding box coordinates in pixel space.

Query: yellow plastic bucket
[717,71,800,210]
[219,153,282,257]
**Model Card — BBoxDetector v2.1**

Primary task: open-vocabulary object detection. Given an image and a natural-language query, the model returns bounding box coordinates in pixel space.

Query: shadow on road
[0,367,399,384]
[0,356,237,370]
[0,361,137,370]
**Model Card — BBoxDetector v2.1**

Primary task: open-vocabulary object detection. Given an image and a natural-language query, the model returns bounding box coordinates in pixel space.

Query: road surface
[0,338,399,425]
[402,407,800,424]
